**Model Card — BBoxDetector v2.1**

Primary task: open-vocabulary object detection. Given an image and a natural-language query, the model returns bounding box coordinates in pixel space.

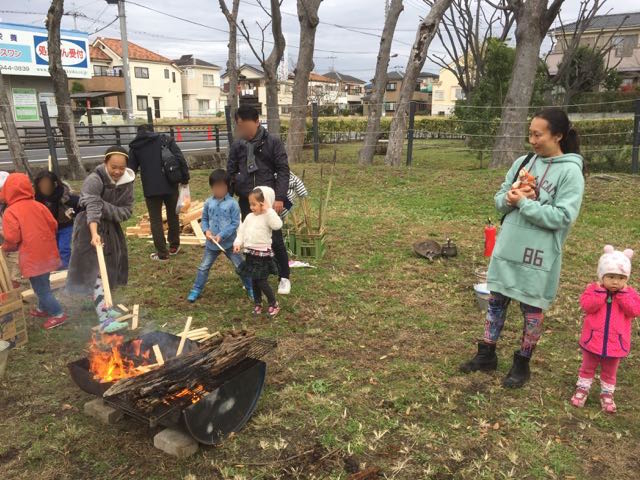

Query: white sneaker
[278,278,291,295]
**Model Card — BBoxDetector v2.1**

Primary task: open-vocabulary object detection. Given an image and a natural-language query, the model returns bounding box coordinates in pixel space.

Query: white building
[173,54,223,117]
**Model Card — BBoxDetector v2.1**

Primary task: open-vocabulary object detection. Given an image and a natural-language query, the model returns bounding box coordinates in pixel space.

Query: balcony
[71,75,125,93]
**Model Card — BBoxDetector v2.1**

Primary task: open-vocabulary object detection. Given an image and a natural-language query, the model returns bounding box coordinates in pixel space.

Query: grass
[2,141,640,479]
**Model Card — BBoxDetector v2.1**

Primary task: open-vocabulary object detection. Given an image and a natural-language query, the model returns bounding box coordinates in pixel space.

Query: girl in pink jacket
[571,245,640,413]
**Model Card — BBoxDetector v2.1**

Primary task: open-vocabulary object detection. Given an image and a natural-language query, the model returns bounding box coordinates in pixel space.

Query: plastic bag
[176,184,191,214]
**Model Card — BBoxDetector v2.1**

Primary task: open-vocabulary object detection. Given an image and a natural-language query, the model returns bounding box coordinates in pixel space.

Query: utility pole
[106,0,133,122]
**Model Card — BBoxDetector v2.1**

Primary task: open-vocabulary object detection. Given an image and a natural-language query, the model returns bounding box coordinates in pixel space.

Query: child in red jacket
[1,173,66,329]
[571,245,640,413]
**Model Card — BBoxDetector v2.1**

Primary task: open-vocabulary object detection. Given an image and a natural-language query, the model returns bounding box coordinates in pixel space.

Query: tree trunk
[490,0,564,168]
[286,0,322,164]
[219,0,241,125]
[359,0,404,166]
[265,72,281,134]
[46,0,86,180]
[0,73,32,178]
[384,0,453,167]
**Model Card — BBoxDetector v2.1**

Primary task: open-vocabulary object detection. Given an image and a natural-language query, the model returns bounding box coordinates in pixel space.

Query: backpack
[500,152,535,225]
[160,136,185,184]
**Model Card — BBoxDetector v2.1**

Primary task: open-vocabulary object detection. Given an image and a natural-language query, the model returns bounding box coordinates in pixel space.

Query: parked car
[78,107,125,126]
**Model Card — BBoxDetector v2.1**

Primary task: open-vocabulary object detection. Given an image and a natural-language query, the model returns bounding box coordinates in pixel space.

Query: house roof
[552,11,640,33]
[386,71,404,80]
[309,72,336,83]
[173,54,220,69]
[321,71,366,84]
[96,38,172,63]
[90,45,110,61]
[419,71,439,78]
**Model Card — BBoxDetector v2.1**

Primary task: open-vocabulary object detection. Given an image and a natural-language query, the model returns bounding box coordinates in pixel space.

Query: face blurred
[105,154,127,181]
[236,117,260,141]
[248,194,264,214]
[211,181,228,199]
[528,117,563,157]
[602,274,628,292]
[37,177,55,196]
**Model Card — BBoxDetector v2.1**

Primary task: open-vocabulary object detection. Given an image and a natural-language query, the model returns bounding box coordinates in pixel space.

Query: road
[0,137,228,168]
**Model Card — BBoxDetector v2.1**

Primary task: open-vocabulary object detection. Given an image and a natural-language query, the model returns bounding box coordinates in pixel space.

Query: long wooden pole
[95,243,113,308]
[176,316,193,357]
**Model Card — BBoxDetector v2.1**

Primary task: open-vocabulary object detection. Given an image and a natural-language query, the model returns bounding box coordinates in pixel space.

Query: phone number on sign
[0,64,32,72]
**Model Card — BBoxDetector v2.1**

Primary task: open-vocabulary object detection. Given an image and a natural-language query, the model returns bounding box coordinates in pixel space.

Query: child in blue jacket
[187,169,253,302]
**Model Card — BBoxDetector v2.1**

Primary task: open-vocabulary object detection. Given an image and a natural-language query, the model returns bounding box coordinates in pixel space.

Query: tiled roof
[173,54,220,68]
[89,45,110,61]
[97,38,172,63]
[551,12,640,32]
[386,71,404,80]
[309,72,336,83]
[321,71,366,84]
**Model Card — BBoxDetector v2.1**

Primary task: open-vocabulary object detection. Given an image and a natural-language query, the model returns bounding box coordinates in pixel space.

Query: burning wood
[104,330,255,413]
[88,334,154,383]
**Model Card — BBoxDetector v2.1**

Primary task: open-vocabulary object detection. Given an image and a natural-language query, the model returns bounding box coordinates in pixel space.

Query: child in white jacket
[234,186,283,317]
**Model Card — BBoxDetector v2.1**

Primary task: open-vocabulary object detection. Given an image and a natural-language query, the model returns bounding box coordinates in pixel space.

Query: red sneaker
[169,245,181,256]
[268,303,281,317]
[30,308,50,318]
[43,313,68,330]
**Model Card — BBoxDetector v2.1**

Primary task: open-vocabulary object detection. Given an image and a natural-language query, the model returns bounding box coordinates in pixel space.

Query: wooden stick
[115,313,133,322]
[131,304,139,330]
[190,220,206,241]
[117,304,129,313]
[176,316,192,357]
[152,345,165,366]
[182,327,208,335]
[210,236,226,252]
[95,244,112,308]
[320,172,333,231]
[0,251,12,292]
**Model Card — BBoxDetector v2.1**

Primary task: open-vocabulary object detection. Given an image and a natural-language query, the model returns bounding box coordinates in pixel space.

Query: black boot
[460,342,498,373]
[502,351,531,388]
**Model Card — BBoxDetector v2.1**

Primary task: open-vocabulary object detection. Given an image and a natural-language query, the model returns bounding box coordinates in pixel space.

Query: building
[74,37,183,119]
[173,54,222,118]
[546,12,640,89]
[221,64,293,117]
[0,22,91,125]
[321,71,366,105]
[307,72,340,105]
[363,71,433,115]
[431,65,464,115]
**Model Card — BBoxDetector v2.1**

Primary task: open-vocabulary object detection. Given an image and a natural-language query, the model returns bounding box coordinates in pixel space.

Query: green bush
[567,91,639,113]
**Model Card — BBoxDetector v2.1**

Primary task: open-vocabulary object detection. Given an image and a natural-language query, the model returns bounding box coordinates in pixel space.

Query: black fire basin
[68,331,272,445]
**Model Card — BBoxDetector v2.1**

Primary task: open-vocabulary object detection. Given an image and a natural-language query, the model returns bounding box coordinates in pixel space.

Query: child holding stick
[234,186,283,317]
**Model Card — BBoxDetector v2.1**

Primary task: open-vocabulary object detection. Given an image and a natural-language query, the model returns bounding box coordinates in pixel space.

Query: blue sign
[0,43,31,63]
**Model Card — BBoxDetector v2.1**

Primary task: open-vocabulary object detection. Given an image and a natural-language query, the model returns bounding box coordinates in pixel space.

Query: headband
[105,151,128,160]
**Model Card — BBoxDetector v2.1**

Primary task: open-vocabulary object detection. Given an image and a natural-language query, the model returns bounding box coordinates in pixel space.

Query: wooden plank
[131,304,139,330]
[176,316,193,357]
[152,345,165,366]
[180,208,203,224]
[95,244,113,308]
[0,251,12,292]
[190,220,206,241]
[115,313,133,322]
[117,304,129,313]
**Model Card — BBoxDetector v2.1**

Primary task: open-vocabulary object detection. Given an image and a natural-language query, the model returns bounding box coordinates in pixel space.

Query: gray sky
[2,0,635,81]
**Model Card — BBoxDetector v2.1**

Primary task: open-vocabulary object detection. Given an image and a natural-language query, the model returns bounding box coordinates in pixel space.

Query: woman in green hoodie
[461,108,585,388]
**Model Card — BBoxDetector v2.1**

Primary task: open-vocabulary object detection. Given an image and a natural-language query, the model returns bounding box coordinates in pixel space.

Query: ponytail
[533,108,586,176]
[560,127,580,155]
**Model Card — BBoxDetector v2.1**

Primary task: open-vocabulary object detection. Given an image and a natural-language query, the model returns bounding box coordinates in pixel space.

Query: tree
[430,0,514,98]
[358,0,404,166]
[286,0,323,164]
[219,0,241,125]
[237,0,286,134]
[384,0,454,167]
[0,73,32,177]
[46,0,86,180]
[489,0,565,168]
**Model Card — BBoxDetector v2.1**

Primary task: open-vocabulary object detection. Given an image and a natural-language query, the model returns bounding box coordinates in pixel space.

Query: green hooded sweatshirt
[487,152,584,310]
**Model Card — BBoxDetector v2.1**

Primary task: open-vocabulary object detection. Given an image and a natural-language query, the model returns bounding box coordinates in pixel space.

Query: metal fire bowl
[67,331,199,397]
[413,239,442,260]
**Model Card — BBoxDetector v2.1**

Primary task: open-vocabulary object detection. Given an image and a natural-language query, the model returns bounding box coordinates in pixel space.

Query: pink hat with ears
[597,245,634,280]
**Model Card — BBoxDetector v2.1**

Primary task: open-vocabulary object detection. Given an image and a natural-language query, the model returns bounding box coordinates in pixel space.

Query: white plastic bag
[176,184,191,214]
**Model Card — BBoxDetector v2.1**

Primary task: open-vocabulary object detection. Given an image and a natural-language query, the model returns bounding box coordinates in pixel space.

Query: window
[433,89,445,101]
[136,95,148,111]
[164,68,170,79]
[386,82,397,91]
[614,35,638,58]
[172,71,176,83]
[93,65,108,76]
[198,99,210,113]
[203,74,216,87]
[385,102,396,111]
[451,86,464,100]
[134,67,149,79]
[415,82,422,92]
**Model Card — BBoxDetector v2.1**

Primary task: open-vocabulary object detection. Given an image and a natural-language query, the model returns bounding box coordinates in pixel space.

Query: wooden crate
[0,297,28,349]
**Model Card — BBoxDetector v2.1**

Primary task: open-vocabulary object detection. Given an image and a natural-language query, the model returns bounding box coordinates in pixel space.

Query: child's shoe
[253,304,263,316]
[187,289,200,303]
[600,393,617,414]
[571,387,589,408]
[43,313,68,330]
[150,253,169,262]
[30,308,50,318]
[100,319,128,334]
[268,303,281,317]
[278,278,291,295]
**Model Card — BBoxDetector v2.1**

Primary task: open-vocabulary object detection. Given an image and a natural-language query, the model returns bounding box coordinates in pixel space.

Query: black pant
[238,195,290,279]
[146,190,180,258]
[253,278,276,306]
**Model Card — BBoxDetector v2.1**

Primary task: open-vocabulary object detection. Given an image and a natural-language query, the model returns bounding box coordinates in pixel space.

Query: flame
[163,384,208,405]
[88,334,152,383]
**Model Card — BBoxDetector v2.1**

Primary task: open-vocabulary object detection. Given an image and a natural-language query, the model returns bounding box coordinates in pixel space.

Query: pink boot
[600,393,617,414]
[571,387,589,408]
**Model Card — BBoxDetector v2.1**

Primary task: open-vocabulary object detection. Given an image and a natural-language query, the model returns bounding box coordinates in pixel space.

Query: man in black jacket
[227,105,292,294]
[129,124,190,261]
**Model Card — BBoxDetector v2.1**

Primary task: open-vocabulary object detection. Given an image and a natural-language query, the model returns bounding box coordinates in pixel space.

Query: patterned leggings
[483,292,544,358]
